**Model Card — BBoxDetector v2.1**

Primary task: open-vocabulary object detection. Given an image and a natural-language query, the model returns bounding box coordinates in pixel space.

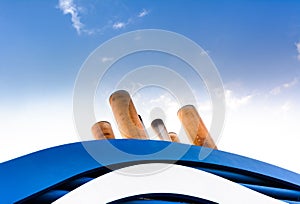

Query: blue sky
[1,1,300,173]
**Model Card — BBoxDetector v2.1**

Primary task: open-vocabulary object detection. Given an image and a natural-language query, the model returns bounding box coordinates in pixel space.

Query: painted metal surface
[0,139,300,203]
[53,163,285,204]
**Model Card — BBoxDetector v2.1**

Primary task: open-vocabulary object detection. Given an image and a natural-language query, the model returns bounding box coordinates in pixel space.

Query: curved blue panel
[282,201,300,204]
[29,190,69,203]
[0,139,300,203]
[60,177,94,190]
[196,167,269,185]
[241,184,300,200]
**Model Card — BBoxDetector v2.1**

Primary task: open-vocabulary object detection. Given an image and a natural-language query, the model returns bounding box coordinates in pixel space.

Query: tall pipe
[177,105,217,149]
[91,121,115,140]
[168,132,180,143]
[109,90,148,139]
[151,119,171,141]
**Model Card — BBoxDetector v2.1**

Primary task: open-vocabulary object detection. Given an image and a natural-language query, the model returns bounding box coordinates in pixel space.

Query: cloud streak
[138,9,149,18]
[112,8,150,30]
[225,89,253,110]
[58,1,150,34]
[112,22,126,30]
[58,0,84,34]
[101,57,114,63]
[270,78,298,95]
[296,42,300,61]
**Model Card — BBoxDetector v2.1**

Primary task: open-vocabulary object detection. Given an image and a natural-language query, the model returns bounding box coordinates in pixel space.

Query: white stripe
[54,163,286,204]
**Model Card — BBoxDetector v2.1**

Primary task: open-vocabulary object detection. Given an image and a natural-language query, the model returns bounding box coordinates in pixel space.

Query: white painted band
[54,163,286,204]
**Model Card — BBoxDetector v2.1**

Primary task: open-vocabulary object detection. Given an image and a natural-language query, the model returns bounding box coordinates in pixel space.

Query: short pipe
[151,119,171,141]
[91,121,115,140]
[168,132,180,143]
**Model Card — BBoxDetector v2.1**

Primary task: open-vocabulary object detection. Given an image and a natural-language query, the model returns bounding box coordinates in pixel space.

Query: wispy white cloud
[138,9,149,18]
[112,8,150,30]
[270,78,298,95]
[58,0,84,34]
[58,0,150,34]
[101,57,114,63]
[225,89,253,110]
[270,86,281,95]
[112,22,126,30]
[283,78,298,88]
[296,42,300,61]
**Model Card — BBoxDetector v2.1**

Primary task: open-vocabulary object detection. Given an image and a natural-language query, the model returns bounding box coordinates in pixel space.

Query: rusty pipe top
[178,105,217,149]
[91,121,115,140]
[109,90,148,139]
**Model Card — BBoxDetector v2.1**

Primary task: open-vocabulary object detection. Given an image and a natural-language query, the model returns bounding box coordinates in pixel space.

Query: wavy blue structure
[0,139,300,203]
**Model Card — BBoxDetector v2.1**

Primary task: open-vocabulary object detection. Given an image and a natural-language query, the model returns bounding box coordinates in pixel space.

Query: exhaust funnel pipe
[151,119,171,141]
[91,121,115,140]
[109,90,148,139]
[168,132,180,143]
[178,105,217,149]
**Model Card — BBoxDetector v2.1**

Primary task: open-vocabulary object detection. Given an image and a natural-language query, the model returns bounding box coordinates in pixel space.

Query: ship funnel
[91,121,115,140]
[168,132,180,143]
[151,119,171,141]
[109,90,148,139]
[178,105,217,149]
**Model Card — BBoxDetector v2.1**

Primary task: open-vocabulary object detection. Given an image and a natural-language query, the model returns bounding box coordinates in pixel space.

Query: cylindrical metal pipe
[151,119,171,141]
[177,105,217,149]
[91,121,115,140]
[168,132,180,143]
[109,90,148,139]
